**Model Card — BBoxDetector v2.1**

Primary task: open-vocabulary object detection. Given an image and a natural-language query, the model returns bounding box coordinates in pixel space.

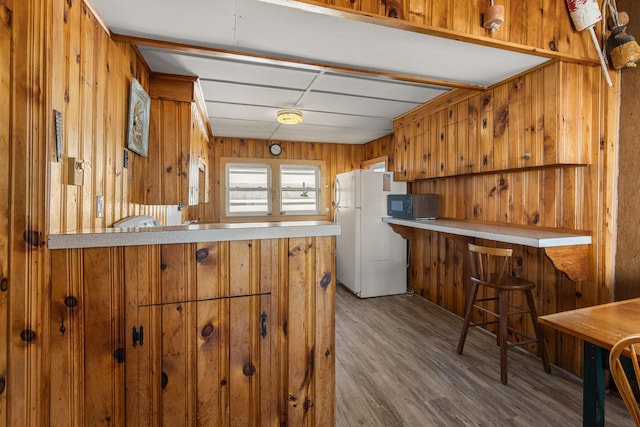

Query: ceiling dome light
[277,109,303,125]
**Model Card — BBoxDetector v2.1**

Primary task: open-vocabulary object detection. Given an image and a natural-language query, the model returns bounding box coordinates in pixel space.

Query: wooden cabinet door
[524,70,544,168]
[466,95,481,174]
[412,118,427,180]
[435,110,447,177]
[393,123,409,181]
[128,294,273,426]
[405,118,419,181]
[426,113,438,178]
[145,99,191,205]
[479,92,494,173]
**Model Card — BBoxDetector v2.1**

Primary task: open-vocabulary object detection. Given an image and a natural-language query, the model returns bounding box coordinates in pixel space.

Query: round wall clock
[269,143,282,156]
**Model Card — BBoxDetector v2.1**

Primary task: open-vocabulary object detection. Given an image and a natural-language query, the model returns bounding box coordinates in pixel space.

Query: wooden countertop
[382,217,591,248]
[47,220,341,249]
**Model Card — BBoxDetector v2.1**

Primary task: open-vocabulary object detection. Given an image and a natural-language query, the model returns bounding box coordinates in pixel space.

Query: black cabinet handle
[132,325,144,347]
[261,312,267,338]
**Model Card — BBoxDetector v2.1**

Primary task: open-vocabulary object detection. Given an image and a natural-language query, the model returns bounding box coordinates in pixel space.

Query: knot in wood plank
[20,329,36,343]
[195,247,209,263]
[320,272,332,289]
[201,322,215,339]
[242,362,256,377]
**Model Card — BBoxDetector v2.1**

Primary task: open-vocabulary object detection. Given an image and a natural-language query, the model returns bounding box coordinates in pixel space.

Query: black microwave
[387,194,438,220]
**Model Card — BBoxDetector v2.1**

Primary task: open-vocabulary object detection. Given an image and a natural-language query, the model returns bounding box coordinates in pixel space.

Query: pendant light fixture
[277,109,303,125]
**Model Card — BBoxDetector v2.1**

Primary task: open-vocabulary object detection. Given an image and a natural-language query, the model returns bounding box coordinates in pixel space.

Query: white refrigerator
[334,170,407,298]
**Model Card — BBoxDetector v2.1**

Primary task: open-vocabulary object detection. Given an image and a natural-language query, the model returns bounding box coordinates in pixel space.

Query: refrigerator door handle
[334,206,340,224]
[334,179,340,207]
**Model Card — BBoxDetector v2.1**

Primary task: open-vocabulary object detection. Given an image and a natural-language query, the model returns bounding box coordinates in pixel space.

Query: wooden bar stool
[457,243,551,384]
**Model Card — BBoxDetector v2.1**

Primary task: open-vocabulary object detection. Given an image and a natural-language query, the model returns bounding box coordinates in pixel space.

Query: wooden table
[539,298,640,427]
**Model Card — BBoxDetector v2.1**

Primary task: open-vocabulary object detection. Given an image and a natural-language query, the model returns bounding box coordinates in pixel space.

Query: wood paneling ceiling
[87,0,550,144]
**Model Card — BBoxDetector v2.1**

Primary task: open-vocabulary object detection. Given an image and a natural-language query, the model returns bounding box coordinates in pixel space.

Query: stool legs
[498,289,508,384]
[457,286,551,385]
[457,282,479,355]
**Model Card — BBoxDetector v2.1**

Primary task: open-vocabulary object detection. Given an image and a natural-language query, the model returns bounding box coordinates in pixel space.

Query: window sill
[219,213,330,224]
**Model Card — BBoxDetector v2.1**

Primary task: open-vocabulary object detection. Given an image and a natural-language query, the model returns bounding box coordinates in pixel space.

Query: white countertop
[382,217,591,248]
[48,220,341,249]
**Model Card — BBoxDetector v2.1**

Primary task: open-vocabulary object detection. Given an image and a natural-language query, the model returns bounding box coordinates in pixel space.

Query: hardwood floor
[335,285,634,426]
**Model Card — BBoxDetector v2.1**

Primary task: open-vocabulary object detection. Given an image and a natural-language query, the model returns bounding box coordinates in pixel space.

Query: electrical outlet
[123,149,129,169]
[96,195,104,218]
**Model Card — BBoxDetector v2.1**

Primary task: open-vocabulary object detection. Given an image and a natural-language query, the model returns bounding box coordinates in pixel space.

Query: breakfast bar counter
[382,217,592,281]
[382,217,591,248]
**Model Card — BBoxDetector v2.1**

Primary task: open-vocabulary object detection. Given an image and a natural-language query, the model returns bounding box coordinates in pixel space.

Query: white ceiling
[88,0,550,144]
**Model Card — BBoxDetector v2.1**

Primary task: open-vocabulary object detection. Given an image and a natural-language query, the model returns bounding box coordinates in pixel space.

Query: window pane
[281,166,317,189]
[228,190,270,214]
[227,164,271,215]
[228,165,269,189]
[281,190,318,212]
[280,165,319,214]
[367,161,386,172]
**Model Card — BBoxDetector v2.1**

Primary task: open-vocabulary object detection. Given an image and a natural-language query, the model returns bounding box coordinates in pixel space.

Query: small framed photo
[126,77,151,157]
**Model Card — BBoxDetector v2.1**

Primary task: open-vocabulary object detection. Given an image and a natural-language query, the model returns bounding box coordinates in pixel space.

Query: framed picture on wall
[126,77,151,157]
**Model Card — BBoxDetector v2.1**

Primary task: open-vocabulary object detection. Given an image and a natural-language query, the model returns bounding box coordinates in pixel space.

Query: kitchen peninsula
[48,220,340,248]
[47,221,339,425]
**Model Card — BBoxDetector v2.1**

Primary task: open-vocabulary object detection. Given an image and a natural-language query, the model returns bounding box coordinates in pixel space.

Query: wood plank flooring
[335,285,634,426]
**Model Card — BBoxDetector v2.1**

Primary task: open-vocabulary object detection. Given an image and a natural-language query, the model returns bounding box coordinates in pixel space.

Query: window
[226,163,271,215]
[280,165,319,214]
[221,158,325,221]
[362,155,388,172]
[367,162,386,172]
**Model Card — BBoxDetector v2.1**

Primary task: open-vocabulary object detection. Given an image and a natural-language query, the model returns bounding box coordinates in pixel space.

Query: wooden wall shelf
[382,217,591,247]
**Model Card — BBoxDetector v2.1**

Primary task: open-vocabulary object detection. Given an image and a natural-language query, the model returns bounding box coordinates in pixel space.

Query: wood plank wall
[309,0,595,61]
[211,137,365,221]
[47,0,171,233]
[0,3,10,423]
[363,61,619,376]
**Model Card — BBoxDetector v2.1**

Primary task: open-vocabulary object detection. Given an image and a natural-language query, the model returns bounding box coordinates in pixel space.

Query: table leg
[583,341,605,427]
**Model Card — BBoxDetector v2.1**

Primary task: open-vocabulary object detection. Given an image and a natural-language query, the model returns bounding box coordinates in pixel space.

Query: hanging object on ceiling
[483,0,504,32]
[564,0,613,87]
[603,0,640,69]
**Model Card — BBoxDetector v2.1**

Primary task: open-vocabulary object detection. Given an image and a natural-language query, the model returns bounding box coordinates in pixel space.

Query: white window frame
[219,157,328,222]
[362,155,388,172]
[225,163,272,217]
[279,164,321,215]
